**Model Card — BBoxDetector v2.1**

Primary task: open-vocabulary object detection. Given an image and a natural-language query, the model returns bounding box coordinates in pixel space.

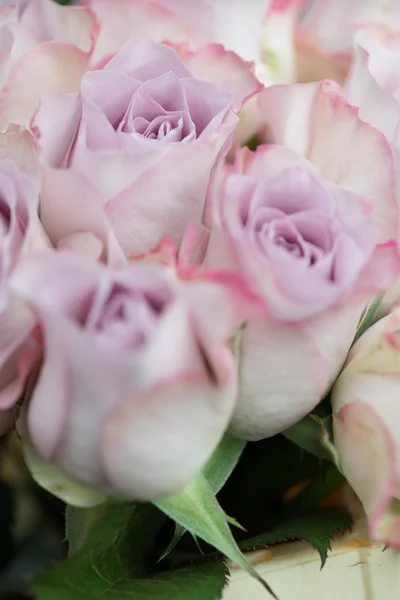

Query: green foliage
[283,414,334,461]
[203,435,246,493]
[161,434,246,560]
[32,503,165,598]
[353,294,384,343]
[240,509,352,567]
[65,503,108,556]
[33,559,229,600]
[33,497,230,600]
[155,473,277,598]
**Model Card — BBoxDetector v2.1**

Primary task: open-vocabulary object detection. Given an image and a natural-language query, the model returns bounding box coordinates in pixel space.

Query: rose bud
[200,141,399,440]
[11,250,251,501]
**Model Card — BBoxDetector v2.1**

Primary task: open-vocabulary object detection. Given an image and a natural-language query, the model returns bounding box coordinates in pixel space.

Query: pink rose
[33,39,240,261]
[11,250,248,500]
[343,26,400,319]
[345,26,400,145]
[201,143,399,441]
[0,159,47,432]
[0,0,98,129]
[331,308,400,546]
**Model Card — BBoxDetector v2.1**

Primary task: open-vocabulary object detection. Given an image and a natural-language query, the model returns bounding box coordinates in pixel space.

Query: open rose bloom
[1,0,400,589]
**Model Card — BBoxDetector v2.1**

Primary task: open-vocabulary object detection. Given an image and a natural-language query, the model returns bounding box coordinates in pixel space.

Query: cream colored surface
[223,537,400,600]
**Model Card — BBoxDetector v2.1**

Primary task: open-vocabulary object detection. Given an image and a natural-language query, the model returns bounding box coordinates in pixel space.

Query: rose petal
[256,80,399,244]
[10,0,98,58]
[39,166,126,266]
[345,26,400,142]
[0,125,37,174]
[0,41,91,128]
[333,400,400,545]
[102,373,235,500]
[230,303,361,440]
[89,0,190,66]
[184,43,263,109]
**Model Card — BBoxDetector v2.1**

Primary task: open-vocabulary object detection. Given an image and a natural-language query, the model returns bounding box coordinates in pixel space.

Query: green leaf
[353,294,383,343]
[32,503,165,598]
[161,435,246,560]
[283,415,333,461]
[155,473,278,598]
[240,509,352,567]
[33,560,229,600]
[35,500,230,600]
[204,434,246,493]
[65,503,108,556]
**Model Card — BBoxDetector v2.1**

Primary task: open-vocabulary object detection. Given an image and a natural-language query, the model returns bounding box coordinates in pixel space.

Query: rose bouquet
[0,0,400,598]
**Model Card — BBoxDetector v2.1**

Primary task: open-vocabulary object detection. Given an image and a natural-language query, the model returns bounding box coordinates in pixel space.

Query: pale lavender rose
[0,159,47,433]
[200,144,400,440]
[11,250,249,500]
[33,39,239,262]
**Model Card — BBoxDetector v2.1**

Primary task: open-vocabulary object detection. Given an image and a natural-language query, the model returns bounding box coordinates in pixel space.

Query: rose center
[87,286,164,350]
[274,234,304,258]
[124,110,195,144]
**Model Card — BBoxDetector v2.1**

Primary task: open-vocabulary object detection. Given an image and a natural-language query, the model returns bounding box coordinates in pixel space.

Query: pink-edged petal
[345,27,400,142]
[232,302,363,441]
[39,166,126,266]
[185,43,263,110]
[102,373,236,500]
[348,241,400,303]
[256,80,399,244]
[10,0,99,59]
[0,41,91,128]
[309,81,398,243]
[333,400,400,545]
[0,125,37,174]
[89,0,190,66]
[129,235,177,266]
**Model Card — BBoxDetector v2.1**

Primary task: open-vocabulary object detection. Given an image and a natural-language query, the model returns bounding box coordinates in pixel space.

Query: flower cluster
[0,0,400,549]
